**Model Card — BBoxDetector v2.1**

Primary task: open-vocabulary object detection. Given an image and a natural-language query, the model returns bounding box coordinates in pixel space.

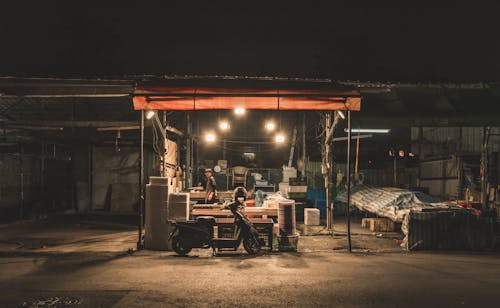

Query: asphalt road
[1,215,499,307]
[1,248,500,307]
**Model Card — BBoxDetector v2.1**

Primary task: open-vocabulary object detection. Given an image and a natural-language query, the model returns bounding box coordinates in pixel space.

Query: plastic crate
[314,199,326,219]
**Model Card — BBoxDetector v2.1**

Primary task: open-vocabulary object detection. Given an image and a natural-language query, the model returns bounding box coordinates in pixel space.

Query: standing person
[200,168,217,203]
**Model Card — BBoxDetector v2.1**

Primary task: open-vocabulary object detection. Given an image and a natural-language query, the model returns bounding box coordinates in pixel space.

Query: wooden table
[189,190,234,200]
[191,207,278,217]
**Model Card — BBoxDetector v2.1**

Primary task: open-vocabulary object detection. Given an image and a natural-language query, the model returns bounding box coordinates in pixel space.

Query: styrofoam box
[282,166,297,183]
[167,192,190,221]
[289,185,307,193]
[145,181,170,250]
[279,182,290,193]
[304,208,320,226]
[263,200,279,209]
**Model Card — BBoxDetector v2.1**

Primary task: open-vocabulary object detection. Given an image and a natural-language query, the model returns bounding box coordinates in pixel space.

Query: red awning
[133,79,361,111]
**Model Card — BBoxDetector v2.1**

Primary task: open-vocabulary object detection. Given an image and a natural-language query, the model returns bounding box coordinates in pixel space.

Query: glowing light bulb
[205,133,216,142]
[275,134,285,143]
[145,110,156,119]
[219,121,230,130]
[234,107,246,116]
[265,122,275,131]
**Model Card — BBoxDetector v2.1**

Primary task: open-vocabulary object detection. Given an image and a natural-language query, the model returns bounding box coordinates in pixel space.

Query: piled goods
[304,208,320,226]
[282,166,297,183]
[336,185,460,222]
[402,209,497,251]
[278,199,299,251]
[145,177,170,250]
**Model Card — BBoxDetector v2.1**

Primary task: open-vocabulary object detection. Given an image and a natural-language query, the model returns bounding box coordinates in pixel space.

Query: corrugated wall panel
[462,127,482,152]
[412,127,500,155]
[419,179,459,198]
[490,127,500,152]
[306,161,323,189]
[411,127,419,141]
[420,157,458,178]
[420,160,443,178]
[423,127,459,143]
[406,210,496,251]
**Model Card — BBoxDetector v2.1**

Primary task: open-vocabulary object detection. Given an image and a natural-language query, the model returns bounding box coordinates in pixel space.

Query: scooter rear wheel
[172,236,192,256]
[243,235,261,255]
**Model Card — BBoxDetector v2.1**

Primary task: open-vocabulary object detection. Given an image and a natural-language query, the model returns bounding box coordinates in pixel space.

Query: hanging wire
[151,113,166,157]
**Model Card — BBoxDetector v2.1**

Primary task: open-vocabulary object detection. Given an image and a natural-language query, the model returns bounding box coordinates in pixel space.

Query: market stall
[133,77,362,252]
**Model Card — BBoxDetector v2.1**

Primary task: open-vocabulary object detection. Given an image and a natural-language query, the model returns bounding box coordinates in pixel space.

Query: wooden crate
[361,218,371,228]
[369,218,395,232]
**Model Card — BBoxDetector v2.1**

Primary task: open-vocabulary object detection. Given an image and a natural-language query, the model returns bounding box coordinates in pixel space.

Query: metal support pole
[223,138,227,160]
[160,111,166,177]
[288,127,297,167]
[186,113,192,189]
[346,110,352,253]
[393,156,397,186]
[325,113,331,230]
[40,141,45,219]
[417,127,423,187]
[302,113,306,176]
[19,144,24,220]
[88,143,93,212]
[137,110,144,250]
[481,126,491,210]
[355,131,360,176]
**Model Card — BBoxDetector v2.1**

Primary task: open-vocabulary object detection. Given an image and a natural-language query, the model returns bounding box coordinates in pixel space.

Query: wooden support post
[325,113,332,230]
[346,111,352,253]
[481,127,491,210]
[137,110,144,250]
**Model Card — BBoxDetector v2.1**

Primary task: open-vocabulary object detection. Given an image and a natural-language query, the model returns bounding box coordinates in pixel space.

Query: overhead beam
[97,124,184,136]
[332,134,373,142]
[4,121,138,128]
[1,94,130,98]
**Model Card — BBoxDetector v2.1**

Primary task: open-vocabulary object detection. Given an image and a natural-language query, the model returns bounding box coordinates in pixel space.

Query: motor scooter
[168,200,262,256]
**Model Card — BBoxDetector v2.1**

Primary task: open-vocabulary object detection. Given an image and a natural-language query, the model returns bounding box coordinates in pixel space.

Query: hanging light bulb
[275,133,285,143]
[204,133,216,143]
[219,120,230,131]
[234,107,246,116]
[265,121,276,131]
[145,110,156,120]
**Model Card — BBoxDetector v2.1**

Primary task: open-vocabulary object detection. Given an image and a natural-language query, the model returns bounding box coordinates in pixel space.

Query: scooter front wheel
[172,235,192,256]
[243,235,261,255]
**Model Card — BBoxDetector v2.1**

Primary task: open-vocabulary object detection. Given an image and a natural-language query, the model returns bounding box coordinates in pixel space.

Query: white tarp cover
[336,185,459,222]
[164,139,178,178]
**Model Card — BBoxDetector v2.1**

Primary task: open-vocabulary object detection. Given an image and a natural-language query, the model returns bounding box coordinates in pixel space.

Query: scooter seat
[196,216,216,225]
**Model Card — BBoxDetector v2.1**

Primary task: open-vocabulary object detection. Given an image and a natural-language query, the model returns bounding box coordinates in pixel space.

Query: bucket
[278,199,296,236]
[278,234,299,251]
[245,199,255,218]
[314,199,326,219]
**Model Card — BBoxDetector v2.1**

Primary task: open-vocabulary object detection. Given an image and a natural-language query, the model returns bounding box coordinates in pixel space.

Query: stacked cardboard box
[369,218,395,232]
[304,208,320,226]
[361,218,395,232]
[145,177,170,250]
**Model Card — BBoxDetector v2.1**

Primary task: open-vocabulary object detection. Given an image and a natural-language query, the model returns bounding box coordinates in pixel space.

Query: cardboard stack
[304,208,320,226]
[145,177,170,250]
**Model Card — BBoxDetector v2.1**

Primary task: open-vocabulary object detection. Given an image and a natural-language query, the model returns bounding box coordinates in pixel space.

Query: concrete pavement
[1,214,499,307]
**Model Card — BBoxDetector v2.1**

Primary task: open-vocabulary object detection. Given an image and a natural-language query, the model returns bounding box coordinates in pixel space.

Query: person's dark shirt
[202,175,216,192]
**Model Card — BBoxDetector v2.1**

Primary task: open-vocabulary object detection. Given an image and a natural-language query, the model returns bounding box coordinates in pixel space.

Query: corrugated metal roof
[2,76,500,127]
[1,97,134,123]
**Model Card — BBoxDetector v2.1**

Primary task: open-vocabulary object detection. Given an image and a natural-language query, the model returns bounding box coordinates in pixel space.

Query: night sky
[2,3,500,82]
